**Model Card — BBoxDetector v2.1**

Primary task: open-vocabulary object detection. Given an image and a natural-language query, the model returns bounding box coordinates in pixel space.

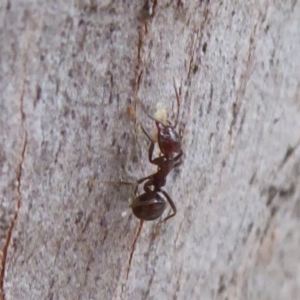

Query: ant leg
[160,189,177,222]
[141,125,154,142]
[137,142,162,184]
[172,78,181,129]
[137,177,147,185]
[174,150,183,162]
[145,140,164,166]
[100,180,137,191]
[143,179,154,193]
[139,101,161,124]
[174,160,183,169]
[99,180,139,198]
[179,126,184,140]
[99,181,134,185]
[151,156,166,166]
[148,141,155,164]
[137,175,152,186]
[150,150,182,167]
[134,177,155,195]
[171,151,184,175]
[134,176,153,195]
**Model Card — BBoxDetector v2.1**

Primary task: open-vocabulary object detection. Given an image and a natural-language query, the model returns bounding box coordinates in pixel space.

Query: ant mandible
[130,80,183,222]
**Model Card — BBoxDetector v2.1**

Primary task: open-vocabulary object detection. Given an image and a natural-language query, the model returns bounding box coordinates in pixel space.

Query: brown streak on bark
[172,264,183,300]
[0,133,27,300]
[125,220,143,281]
[0,57,28,298]
[279,138,300,170]
[185,2,210,83]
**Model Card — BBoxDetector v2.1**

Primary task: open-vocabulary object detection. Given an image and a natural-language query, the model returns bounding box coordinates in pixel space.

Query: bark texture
[1,0,300,299]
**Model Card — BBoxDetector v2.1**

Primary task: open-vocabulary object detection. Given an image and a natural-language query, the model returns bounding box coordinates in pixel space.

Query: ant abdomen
[131,193,166,221]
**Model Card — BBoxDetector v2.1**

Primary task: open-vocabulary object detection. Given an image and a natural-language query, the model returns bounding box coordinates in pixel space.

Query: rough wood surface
[1,1,300,299]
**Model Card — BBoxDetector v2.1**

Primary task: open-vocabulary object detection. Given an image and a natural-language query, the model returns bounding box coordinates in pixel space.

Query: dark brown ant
[103,80,183,223]
[130,138,182,221]
[130,80,183,222]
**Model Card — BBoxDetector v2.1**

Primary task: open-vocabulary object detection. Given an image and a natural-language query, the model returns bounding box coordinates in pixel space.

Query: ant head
[155,121,181,155]
[131,193,166,221]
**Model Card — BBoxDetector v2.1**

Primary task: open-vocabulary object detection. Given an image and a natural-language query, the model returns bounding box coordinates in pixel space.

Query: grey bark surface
[1,0,300,299]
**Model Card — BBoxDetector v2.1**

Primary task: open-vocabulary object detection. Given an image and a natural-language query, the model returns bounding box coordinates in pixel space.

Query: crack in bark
[185,28,201,83]
[0,199,21,300]
[229,2,269,139]
[215,4,270,196]
[142,229,161,299]
[125,220,143,282]
[185,2,210,84]
[138,0,157,34]
[129,26,146,146]
[278,138,300,170]
[172,264,183,300]
[228,23,257,138]
[119,221,143,297]
[0,62,28,298]
[0,84,28,299]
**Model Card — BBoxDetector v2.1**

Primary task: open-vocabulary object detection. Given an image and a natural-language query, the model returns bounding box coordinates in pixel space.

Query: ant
[130,80,183,222]
[102,80,183,223]
[131,135,182,222]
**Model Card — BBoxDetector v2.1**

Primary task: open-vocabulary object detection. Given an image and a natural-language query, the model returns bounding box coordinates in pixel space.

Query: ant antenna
[138,78,181,129]
[99,181,134,186]
[138,101,164,125]
[172,78,181,129]
[99,180,139,197]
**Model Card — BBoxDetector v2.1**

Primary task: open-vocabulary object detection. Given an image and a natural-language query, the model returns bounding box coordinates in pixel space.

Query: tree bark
[1,0,300,299]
